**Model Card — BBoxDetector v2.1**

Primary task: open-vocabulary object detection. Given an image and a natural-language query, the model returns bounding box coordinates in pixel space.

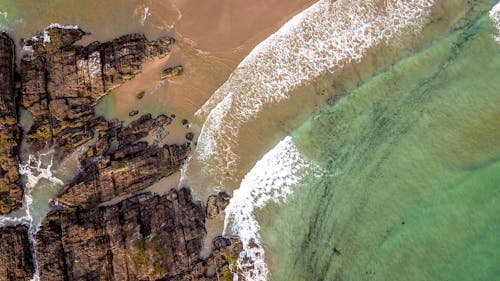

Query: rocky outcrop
[20,26,175,150]
[0,26,242,281]
[36,188,242,281]
[0,225,34,281]
[206,192,230,219]
[161,65,183,79]
[0,32,22,214]
[57,114,190,207]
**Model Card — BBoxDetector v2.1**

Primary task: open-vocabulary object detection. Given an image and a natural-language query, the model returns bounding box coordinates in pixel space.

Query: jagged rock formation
[0,225,34,281]
[20,26,174,150]
[57,114,190,207]
[206,192,230,219]
[0,32,22,214]
[0,26,242,281]
[36,188,242,281]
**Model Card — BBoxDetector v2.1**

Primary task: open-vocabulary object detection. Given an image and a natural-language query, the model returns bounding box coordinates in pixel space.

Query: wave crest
[490,2,500,44]
[193,0,435,187]
[223,136,323,280]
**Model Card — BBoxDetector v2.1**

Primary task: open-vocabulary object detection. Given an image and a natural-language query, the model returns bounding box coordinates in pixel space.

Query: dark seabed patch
[260,9,500,281]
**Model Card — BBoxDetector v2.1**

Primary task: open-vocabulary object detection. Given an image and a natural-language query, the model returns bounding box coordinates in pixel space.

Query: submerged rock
[0,225,34,281]
[129,109,139,116]
[36,188,242,281]
[0,32,22,215]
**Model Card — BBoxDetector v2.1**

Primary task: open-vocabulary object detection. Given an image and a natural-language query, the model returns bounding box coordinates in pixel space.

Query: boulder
[161,65,183,79]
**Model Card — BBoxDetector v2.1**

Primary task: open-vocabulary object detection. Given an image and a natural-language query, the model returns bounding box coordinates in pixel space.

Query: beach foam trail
[22,152,63,281]
[192,0,435,187]
[0,151,62,227]
[223,136,322,280]
[490,2,500,43]
[0,151,63,281]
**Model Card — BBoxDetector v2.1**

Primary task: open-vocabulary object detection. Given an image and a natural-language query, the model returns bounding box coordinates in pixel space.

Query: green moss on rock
[133,237,167,278]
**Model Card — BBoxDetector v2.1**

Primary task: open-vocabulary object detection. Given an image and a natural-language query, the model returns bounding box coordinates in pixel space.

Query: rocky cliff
[57,114,190,207]
[0,32,22,214]
[37,188,241,281]
[20,26,174,150]
[0,25,242,281]
[0,225,34,281]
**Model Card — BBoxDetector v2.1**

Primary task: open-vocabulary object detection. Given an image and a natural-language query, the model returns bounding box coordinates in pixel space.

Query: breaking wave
[0,151,62,228]
[192,0,435,187]
[0,151,63,281]
[223,136,323,280]
[490,2,500,43]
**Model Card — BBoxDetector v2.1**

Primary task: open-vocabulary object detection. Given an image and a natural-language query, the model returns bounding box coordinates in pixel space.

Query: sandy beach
[109,0,317,121]
[4,0,314,120]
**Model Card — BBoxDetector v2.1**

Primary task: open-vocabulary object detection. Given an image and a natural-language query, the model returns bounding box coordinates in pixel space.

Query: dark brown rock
[0,225,34,281]
[20,26,175,150]
[0,32,22,214]
[36,188,242,281]
[206,192,231,219]
[185,132,195,141]
[161,65,183,79]
[57,114,189,207]
[136,91,145,99]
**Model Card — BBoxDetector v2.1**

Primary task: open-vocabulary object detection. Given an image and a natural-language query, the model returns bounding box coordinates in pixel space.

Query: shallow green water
[260,9,500,281]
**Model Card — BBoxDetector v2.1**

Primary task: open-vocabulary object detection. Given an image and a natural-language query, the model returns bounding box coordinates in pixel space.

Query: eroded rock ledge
[0,225,34,281]
[57,114,190,207]
[37,188,241,281]
[20,26,174,150]
[0,25,242,281]
[0,32,22,214]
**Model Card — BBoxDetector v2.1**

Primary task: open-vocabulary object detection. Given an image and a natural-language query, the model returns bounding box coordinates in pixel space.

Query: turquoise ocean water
[259,6,500,281]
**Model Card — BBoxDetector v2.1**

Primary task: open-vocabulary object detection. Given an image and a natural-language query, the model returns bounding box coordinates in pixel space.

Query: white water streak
[0,151,63,281]
[224,136,322,281]
[193,0,435,187]
[490,2,500,44]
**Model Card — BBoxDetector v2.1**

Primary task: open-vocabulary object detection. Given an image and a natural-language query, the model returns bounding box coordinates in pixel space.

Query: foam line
[223,136,322,280]
[193,0,435,187]
[490,2,500,44]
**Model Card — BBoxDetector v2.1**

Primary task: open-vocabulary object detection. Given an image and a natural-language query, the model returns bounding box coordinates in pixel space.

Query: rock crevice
[20,26,174,150]
[37,189,242,281]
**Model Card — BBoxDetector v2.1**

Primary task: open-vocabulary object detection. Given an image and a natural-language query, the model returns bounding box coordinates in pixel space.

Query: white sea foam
[135,6,151,26]
[490,2,500,44]
[0,152,62,227]
[29,23,80,45]
[0,11,7,21]
[22,152,63,281]
[0,151,63,281]
[223,136,322,280]
[47,23,80,29]
[192,0,435,187]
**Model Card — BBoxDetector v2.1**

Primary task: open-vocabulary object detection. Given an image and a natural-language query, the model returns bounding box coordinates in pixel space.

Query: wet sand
[3,0,315,118]
[108,0,317,121]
